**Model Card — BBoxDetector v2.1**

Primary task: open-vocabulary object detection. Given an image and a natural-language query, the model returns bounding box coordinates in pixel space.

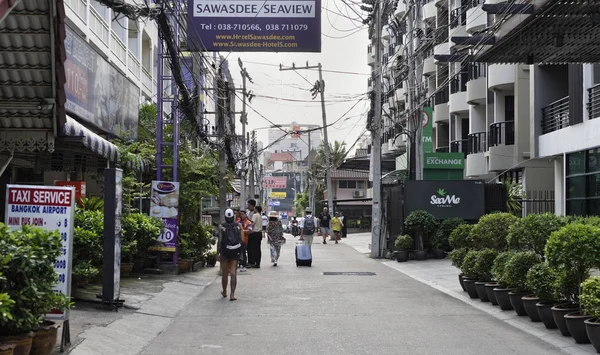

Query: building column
[554,154,565,216]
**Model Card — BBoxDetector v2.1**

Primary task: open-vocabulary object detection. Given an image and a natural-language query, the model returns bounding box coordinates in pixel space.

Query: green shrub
[503,251,541,291]
[73,210,104,280]
[471,213,519,250]
[449,248,468,270]
[554,268,581,305]
[461,250,480,280]
[179,222,215,259]
[545,223,600,288]
[461,249,498,281]
[507,213,566,256]
[448,224,474,250]
[526,263,558,303]
[492,251,516,286]
[394,235,413,250]
[121,213,163,262]
[433,218,464,251]
[581,277,600,319]
[404,210,439,251]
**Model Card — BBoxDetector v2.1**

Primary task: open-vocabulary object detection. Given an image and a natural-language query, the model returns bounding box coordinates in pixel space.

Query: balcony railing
[65,0,87,22]
[367,44,373,54]
[450,72,468,94]
[434,85,449,105]
[450,139,468,156]
[468,63,487,81]
[489,121,515,147]
[436,146,450,153]
[89,6,109,45]
[142,67,153,92]
[541,96,570,134]
[127,51,141,79]
[468,132,486,154]
[588,84,600,119]
[111,31,127,66]
[450,8,467,28]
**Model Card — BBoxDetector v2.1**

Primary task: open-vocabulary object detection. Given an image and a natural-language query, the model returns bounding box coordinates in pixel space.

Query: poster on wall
[187,0,322,52]
[5,185,76,320]
[149,181,180,252]
[64,26,139,139]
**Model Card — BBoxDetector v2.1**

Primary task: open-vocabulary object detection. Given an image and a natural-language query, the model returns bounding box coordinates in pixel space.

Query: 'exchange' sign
[187,0,321,52]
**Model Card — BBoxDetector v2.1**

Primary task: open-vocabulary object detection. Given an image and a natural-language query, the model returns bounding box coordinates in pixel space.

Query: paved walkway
[140,234,566,355]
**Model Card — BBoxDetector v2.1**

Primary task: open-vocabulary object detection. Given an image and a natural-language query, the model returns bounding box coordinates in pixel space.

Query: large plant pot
[458,274,466,292]
[178,259,190,273]
[0,343,15,355]
[585,318,600,353]
[30,321,60,355]
[520,295,541,322]
[120,262,134,277]
[552,304,579,337]
[395,251,409,262]
[415,250,428,261]
[537,302,558,329]
[565,312,593,344]
[475,282,490,302]
[493,288,515,311]
[432,249,446,259]
[485,283,499,306]
[509,291,529,316]
[0,333,34,355]
[463,279,479,299]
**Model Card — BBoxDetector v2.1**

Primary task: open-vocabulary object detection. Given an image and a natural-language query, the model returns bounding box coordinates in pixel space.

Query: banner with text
[422,107,433,153]
[187,0,321,52]
[264,176,287,188]
[5,185,75,320]
[149,181,180,252]
[270,191,287,199]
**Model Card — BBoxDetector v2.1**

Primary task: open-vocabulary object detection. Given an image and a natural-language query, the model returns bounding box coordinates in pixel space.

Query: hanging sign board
[5,184,76,320]
[149,181,180,252]
[264,176,287,188]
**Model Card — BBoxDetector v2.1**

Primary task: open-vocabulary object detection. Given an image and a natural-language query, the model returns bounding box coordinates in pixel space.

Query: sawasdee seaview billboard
[187,0,321,52]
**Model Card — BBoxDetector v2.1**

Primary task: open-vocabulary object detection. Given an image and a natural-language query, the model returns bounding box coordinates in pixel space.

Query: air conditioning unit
[353,190,365,198]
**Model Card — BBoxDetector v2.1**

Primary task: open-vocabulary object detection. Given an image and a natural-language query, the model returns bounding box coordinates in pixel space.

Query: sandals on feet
[230,296,237,301]
[221,291,227,298]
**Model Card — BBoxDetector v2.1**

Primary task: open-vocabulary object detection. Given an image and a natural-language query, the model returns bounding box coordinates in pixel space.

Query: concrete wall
[515,65,530,162]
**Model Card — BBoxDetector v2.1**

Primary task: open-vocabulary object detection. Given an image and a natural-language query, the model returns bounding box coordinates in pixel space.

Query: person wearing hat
[217,208,242,301]
[299,208,318,246]
[266,211,286,266]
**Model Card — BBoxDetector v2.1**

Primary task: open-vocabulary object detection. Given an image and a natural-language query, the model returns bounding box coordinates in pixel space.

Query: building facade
[267,122,321,162]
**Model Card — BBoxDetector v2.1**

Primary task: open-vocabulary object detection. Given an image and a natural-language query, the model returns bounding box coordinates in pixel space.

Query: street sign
[269,200,281,206]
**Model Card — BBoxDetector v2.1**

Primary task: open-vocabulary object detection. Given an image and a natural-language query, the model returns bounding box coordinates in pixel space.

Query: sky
[223,0,371,156]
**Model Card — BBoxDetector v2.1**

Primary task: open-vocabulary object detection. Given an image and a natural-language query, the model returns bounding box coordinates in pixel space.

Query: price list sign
[5,185,76,319]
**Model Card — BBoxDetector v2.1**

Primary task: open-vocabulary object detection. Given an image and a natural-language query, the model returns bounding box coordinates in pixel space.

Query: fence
[520,190,555,216]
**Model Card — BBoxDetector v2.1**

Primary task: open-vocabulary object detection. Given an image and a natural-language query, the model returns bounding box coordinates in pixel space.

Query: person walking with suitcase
[248,205,264,268]
[217,209,242,301]
[299,209,318,246]
[266,211,286,266]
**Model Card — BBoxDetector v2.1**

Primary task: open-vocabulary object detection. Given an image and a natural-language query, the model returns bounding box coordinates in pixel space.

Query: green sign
[422,107,433,153]
[424,152,464,170]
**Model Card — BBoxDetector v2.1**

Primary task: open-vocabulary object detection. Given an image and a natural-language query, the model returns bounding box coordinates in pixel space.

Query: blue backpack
[304,216,315,235]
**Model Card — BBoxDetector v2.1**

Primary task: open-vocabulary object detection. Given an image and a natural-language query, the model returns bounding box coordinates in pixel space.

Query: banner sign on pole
[149,181,180,252]
[187,0,322,52]
[270,191,287,199]
[5,185,76,320]
[263,176,287,188]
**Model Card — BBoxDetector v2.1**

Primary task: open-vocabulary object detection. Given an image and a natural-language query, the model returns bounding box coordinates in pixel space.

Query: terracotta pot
[536,302,558,329]
[565,312,593,344]
[522,295,541,322]
[584,318,600,353]
[30,321,60,355]
[552,303,579,337]
[178,260,190,273]
[0,333,34,355]
[485,283,499,306]
[0,343,16,355]
[120,262,134,277]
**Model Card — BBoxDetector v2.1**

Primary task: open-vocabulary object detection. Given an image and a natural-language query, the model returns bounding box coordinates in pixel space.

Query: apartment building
[267,122,321,162]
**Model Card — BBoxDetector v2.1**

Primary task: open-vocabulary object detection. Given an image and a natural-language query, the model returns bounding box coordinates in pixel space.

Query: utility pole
[369,0,383,258]
[307,129,313,211]
[279,63,333,214]
[406,1,417,181]
[249,130,256,201]
[238,59,250,210]
[217,68,227,223]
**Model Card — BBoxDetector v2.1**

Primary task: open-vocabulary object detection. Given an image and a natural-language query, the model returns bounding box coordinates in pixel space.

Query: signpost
[102,168,123,310]
[5,184,76,350]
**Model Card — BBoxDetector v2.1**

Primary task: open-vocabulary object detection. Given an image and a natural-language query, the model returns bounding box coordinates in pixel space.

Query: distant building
[267,122,321,163]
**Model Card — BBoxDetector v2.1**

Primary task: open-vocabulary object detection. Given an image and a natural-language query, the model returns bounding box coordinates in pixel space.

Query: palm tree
[315,140,347,170]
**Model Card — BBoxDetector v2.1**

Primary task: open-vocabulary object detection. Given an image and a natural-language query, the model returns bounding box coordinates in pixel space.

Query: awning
[60,116,118,162]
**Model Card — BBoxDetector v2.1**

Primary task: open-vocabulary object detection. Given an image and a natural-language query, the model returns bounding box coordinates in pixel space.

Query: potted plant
[432,218,464,259]
[491,251,517,310]
[473,249,499,302]
[526,262,559,327]
[0,343,15,355]
[122,213,163,273]
[73,210,104,288]
[449,224,474,291]
[449,248,469,291]
[0,274,15,355]
[507,213,566,257]
[461,250,481,299]
[470,212,519,251]
[404,210,439,261]
[461,249,497,300]
[394,235,413,262]
[546,223,600,341]
[503,251,541,316]
[581,276,600,352]
[206,251,217,267]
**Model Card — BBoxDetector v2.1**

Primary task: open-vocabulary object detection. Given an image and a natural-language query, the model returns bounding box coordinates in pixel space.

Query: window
[338,180,359,189]
[505,95,515,121]
[338,180,347,189]
[357,181,366,189]
[565,149,600,216]
[347,181,357,189]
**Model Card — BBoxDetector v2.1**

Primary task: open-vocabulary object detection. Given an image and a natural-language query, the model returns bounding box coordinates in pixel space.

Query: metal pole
[240,68,248,210]
[218,68,227,223]
[370,0,383,258]
[249,130,256,200]
[307,129,313,211]
[317,64,334,214]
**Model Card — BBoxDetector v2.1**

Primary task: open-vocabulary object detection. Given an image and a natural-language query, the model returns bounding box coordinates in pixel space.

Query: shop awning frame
[60,116,118,162]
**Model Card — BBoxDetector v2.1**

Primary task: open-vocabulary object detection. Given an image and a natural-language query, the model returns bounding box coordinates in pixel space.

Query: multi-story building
[267,122,321,162]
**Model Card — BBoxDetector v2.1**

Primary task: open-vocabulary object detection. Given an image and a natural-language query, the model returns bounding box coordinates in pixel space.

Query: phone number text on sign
[4,185,76,320]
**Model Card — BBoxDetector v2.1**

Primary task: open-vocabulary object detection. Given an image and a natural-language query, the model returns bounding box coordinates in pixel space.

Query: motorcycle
[291,224,300,237]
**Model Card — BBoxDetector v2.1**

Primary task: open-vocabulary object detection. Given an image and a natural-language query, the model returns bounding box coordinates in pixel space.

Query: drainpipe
[0,150,15,178]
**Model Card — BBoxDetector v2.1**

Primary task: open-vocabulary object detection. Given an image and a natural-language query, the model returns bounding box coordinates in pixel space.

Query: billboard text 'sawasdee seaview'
[187,0,321,52]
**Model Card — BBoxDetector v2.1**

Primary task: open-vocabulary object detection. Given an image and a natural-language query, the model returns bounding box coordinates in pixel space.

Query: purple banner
[156,218,178,252]
[187,0,321,52]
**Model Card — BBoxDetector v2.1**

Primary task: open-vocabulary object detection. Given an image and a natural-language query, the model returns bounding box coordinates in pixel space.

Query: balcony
[142,66,153,93]
[588,84,600,119]
[434,86,450,123]
[450,139,468,157]
[423,0,436,20]
[65,0,87,23]
[450,73,469,114]
[394,1,406,17]
[127,51,141,79]
[541,96,569,134]
[434,42,450,57]
[89,6,110,46]
[466,63,487,105]
[488,64,515,91]
[467,132,486,154]
[423,50,435,75]
[466,132,487,176]
[489,121,515,147]
[466,1,486,34]
[436,146,450,153]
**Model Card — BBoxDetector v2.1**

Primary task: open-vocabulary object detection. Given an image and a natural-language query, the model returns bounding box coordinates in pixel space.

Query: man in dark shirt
[320,207,332,244]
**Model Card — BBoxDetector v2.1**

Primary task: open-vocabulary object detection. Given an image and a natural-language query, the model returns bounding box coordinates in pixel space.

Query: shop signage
[5,184,76,320]
[404,180,485,220]
[54,181,86,204]
[422,107,433,153]
[424,152,465,170]
[269,200,281,206]
[270,191,287,199]
[64,26,139,139]
[187,0,322,52]
[149,181,180,252]
[264,176,287,188]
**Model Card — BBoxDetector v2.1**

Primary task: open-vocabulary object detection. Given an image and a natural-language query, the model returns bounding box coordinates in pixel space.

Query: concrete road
[141,236,563,355]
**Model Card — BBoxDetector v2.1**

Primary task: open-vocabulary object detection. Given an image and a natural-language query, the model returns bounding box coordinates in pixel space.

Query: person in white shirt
[261,212,268,238]
[299,209,318,246]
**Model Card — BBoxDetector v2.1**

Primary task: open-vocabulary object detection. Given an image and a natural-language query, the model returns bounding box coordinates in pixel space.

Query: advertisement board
[270,191,287,199]
[187,0,321,52]
[424,152,464,170]
[264,176,287,188]
[5,185,76,320]
[54,181,86,204]
[422,107,433,153]
[149,181,180,252]
[64,26,139,139]
[404,180,485,220]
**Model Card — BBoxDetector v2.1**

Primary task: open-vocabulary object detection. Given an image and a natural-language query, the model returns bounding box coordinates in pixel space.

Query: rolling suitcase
[295,241,312,267]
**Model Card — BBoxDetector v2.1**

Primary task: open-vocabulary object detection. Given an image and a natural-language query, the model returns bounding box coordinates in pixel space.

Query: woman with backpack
[266,211,286,266]
[217,208,242,301]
